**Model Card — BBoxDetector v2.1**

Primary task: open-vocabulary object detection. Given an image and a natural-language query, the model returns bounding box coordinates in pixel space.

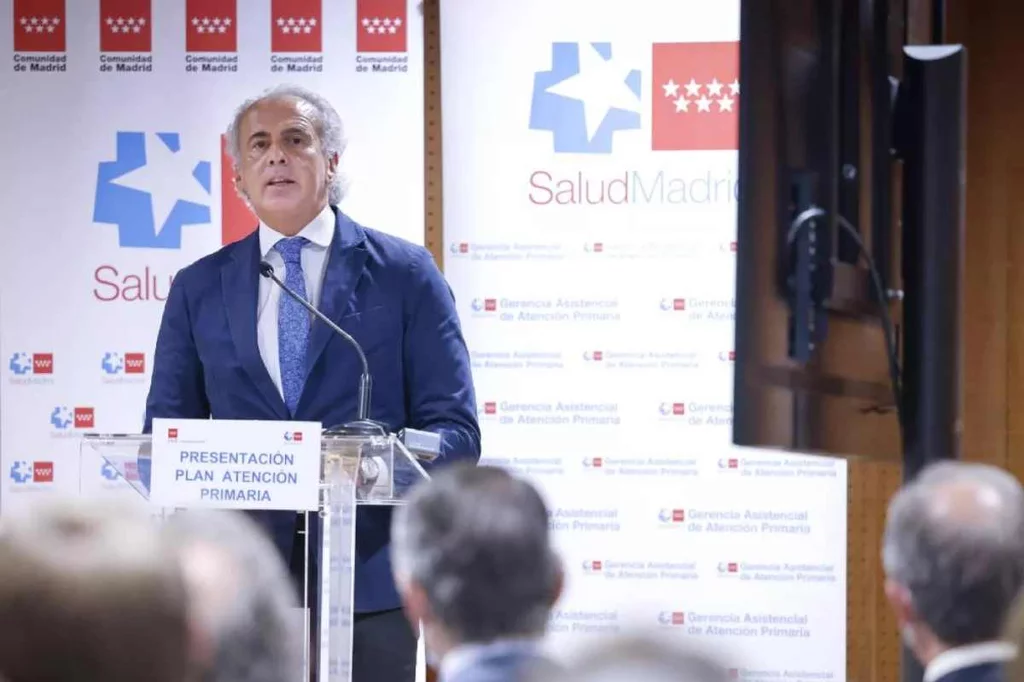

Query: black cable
[787,206,905,440]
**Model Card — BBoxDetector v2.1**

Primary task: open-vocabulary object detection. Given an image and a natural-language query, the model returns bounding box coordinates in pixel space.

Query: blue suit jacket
[143,207,481,612]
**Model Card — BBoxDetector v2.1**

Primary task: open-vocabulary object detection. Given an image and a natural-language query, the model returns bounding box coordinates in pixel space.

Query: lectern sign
[150,418,322,511]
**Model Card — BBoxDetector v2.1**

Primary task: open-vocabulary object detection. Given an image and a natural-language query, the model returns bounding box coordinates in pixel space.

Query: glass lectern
[79,429,431,682]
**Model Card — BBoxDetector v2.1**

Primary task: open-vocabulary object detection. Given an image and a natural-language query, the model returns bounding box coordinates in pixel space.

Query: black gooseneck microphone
[259,260,383,436]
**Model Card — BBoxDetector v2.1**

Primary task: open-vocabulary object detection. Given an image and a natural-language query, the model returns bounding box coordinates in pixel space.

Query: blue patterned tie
[275,236,310,415]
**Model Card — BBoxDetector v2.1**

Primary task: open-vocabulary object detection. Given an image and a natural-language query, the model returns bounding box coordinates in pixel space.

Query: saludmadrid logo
[660,611,812,639]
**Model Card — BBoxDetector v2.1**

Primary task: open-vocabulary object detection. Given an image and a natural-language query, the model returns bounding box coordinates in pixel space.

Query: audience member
[162,509,304,682]
[391,463,563,682]
[0,499,189,682]
[882,461,1024,682]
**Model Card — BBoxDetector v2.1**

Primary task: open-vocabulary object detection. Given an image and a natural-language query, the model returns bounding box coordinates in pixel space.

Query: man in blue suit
[143,84,481,682]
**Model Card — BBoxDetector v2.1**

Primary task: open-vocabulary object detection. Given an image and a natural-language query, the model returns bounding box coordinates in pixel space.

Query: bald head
[883,461,1024,645]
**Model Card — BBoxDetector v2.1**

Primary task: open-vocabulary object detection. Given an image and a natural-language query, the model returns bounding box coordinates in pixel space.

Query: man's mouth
[267,179,295,187]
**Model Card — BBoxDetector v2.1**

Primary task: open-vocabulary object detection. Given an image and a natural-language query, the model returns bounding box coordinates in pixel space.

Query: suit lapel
[222,232,290,419]
[305,209,369,377]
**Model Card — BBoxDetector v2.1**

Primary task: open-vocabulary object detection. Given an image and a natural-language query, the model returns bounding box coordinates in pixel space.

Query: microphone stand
[259,261,387,438]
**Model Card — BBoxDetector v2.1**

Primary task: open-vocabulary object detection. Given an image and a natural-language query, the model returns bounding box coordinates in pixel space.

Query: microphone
[259,260,379,435]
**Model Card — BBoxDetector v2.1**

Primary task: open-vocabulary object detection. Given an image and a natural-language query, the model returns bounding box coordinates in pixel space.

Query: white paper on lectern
[150,418,322,511]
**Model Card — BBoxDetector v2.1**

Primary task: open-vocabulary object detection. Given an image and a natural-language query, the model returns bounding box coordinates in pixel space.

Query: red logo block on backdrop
[186,0,237,52]
[220,134,257,245]
[356,0,407,53]
[99,0,151,52]
[33,461,54,483]
[651,42,740,151]
[13,0,66,52]
[270,0,322,52]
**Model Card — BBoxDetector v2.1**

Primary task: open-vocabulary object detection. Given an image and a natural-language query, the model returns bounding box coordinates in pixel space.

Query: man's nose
[267,141,287,164]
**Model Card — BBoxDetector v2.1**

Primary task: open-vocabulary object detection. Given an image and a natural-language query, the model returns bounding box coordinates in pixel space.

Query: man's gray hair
[882,460,1024,644]
[392,464,561,644]
[162,510,303,682]
[225,83,348,204]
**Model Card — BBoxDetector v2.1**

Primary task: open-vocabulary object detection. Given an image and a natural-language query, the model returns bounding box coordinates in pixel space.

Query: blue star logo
[50,407,72,430]
[529,42,642,154]
[9,462,31,484]
[93,132,212,249]
[8,353,32,375]
[101,463,119,481]
[102,352,123,375]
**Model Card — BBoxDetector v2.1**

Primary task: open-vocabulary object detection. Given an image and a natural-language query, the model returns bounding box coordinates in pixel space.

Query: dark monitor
[732,0,903,461]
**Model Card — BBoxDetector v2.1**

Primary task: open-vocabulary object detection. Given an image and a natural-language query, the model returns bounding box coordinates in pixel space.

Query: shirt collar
[440,638,541,682]
[258,204,335,258]
[923,642,1017,682]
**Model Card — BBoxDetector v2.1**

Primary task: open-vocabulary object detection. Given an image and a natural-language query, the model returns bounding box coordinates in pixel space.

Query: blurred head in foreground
[0,499,188,682]
[883,460,1024,667]
[391,464,563,663]
[162,509,303,682]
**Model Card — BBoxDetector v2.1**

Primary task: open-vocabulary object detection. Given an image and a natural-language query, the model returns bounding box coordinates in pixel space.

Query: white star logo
[662,79,679,98]
[706,78,723,96]
[544,43,641,142]
[717,95,735,112]
[695,96,712,113]
[109,134,209,237]
[674,97,689,113]
[684,78,701,97]
[728,79,740,95]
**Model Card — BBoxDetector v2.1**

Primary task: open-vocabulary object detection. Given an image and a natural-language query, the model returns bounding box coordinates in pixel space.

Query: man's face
[234,96,337,231]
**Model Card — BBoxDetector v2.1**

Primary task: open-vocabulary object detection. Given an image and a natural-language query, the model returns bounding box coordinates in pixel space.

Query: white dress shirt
[256,204,335,399]
[923,642,1017,682]
[440,638,542,682]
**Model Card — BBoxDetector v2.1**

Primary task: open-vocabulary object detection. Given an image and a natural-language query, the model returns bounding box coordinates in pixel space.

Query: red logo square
[672,403,685,415]
[593,243,604,252]
[124,352,145,374]
[484,299,497,312]
[32,353,53,374]
[168,427,178,439]
[459,243,469,253]
[271,0,321,52]
[592,560,602,571]
[673,298,686,310]
[672,509,685,522]
[484,402,497,415]
[592,351,603,361]
[99,0,151,52]
[672,612,685,625]
[652,42,739,151]
[294,432,303,442]
[74,407,95,429]
[33,461,54,482]
[592,457,603,467]
[356,0,407,53]
[186,0,237,52]
[220,134,257,245]
[728,458,738,468]
[728,562,738,572]
[13,0,65,52]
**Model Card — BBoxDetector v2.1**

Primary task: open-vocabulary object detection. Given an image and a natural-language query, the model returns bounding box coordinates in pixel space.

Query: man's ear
[884,578,916,628]
[399,580,431,632]
[327,152,339,178]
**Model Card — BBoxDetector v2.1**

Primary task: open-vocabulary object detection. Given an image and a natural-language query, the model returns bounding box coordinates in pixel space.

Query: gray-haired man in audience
[882,461,1024,682]
[391,463,564,682]
[0,499,189,682]
[162,509,304,682]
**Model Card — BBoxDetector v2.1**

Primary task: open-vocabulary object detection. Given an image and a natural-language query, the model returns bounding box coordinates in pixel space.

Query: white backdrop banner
[0,0,424,513]
[440,0,848,677]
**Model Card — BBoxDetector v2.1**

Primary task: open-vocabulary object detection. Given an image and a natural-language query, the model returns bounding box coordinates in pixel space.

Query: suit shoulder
[359,225,435,269]
[172,235,252,286]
